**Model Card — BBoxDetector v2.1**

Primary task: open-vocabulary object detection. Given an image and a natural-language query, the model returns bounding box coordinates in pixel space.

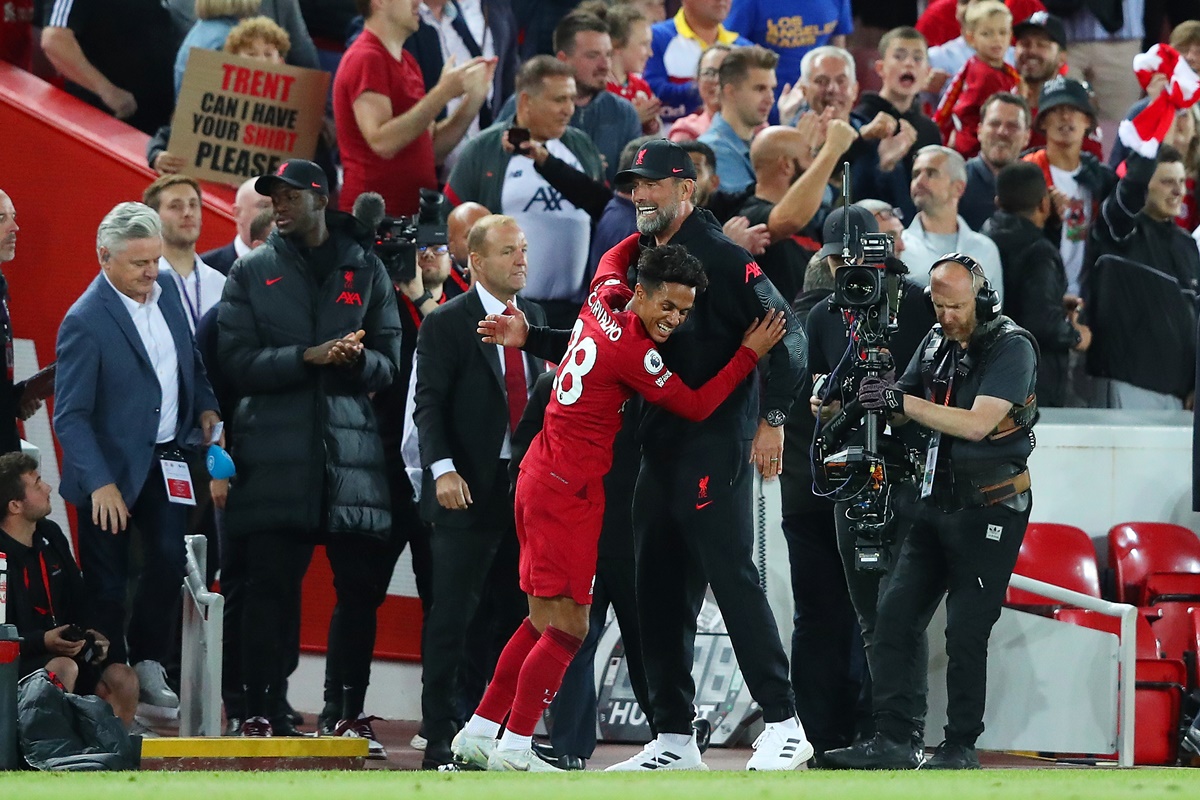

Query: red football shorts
[514,469,604,605]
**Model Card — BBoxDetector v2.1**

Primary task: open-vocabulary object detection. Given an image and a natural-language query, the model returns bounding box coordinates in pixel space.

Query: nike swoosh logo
[672,167,684,173]
[695,501,713,510]
[266,277,283,285]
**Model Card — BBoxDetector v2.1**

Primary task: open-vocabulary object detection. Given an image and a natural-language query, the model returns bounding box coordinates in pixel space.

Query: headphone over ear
[923,252,1000,323]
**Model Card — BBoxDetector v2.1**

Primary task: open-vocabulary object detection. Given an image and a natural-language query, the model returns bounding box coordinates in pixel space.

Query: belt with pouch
[951,462,1031,509]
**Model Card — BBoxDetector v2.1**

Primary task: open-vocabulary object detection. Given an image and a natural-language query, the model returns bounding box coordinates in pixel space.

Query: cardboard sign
[167,49,330,186]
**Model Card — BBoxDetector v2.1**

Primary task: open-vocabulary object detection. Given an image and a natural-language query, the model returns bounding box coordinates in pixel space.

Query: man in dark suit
[413,214,547,768]
[53,201,220,714]
[0,189,43,453]
[403,0,519,136]
[200,178,273,276]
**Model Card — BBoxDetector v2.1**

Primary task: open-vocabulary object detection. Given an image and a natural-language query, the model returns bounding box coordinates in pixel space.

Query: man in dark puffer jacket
[217,159,402,737]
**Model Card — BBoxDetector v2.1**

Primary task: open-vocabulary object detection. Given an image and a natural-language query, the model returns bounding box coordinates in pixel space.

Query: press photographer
[824,254,1037,771]
[0,453,140,729]
[803,202,935,759]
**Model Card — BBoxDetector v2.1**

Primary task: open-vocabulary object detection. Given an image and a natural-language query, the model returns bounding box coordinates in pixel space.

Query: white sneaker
[746,718,814,771]
[134,660,179,709]
[487,747,565,772]
[410,733,428,751]
[604,737,708,771]
[451,729,496,770]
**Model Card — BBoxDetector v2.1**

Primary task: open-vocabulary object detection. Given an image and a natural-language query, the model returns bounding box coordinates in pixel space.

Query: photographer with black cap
[824,253,1036,771]
[799,204,935,763]
[217,159,402,743]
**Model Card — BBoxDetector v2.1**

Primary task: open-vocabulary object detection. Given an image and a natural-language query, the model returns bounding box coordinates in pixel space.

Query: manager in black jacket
[217,160,402,738]
[983,162,1090,408]
[413,214,547,768]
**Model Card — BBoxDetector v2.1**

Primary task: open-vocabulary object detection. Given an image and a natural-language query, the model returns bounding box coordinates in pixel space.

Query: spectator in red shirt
[935,0,1020,158]
[334,0,494,217]
[597,2,663,134]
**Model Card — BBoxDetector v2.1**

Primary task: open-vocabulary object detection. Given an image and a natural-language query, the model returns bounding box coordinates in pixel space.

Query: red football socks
[504,625,583,737]
[473,617,541,724]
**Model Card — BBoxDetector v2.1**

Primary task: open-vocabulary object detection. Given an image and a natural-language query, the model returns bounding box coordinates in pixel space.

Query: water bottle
[0,623,19,770]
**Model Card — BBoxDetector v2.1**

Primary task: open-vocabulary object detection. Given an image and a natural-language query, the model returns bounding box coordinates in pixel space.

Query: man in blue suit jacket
[54,202,220,713]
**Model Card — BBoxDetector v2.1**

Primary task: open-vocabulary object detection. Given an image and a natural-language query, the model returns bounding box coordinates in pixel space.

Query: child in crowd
[935,0,1020,158]
[592,2,663,134]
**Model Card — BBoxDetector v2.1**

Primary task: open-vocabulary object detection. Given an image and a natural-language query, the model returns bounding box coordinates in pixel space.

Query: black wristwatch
[413,290,434,307]
[764,409,787,427]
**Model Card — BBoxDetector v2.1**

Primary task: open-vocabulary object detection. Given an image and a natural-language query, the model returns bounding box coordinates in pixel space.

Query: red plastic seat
[1108,523,1200,606]
[1053,609,1186,765]
[1006,523,1101,609]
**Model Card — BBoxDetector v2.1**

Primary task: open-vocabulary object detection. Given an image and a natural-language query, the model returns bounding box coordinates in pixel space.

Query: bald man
[200,178,274,276]
[447,202,489,293]
[736,121,859,304]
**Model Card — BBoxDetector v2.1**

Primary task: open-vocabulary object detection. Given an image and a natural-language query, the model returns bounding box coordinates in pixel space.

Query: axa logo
[336,291,363,305]
[745,260,763,282]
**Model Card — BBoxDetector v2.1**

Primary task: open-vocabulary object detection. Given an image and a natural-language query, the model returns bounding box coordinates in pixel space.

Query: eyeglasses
[878,207,904,222]
[418,245,449,255]
[699,68,720,79]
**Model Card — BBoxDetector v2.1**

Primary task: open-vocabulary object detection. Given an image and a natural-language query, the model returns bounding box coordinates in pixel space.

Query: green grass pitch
[4,769,1200,800]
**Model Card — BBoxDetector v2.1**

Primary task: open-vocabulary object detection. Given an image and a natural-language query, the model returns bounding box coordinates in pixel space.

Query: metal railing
[179,535,224,737]
[1007,573,1137,767]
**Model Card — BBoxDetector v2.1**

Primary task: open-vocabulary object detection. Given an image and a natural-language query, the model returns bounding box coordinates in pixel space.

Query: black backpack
[16,669,139,771]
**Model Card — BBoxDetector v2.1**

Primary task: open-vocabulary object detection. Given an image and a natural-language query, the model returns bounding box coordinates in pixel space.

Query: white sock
[659,732,694,749]
[462,715,501,739]
[768,716,800,730]
[497,730,532,752]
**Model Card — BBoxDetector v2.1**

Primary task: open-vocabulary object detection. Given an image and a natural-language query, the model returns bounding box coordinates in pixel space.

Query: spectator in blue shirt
[699,45,778,194]
[724,0,853,96]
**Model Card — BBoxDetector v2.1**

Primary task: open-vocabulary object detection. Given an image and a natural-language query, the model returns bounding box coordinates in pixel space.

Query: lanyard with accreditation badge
[919,371,954,499]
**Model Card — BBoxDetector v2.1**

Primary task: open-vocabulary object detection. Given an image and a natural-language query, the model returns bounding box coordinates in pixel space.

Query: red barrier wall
[0,64,423,662]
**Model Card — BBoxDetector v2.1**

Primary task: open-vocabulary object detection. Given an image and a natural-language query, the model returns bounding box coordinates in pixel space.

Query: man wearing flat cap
[217,159,402,739]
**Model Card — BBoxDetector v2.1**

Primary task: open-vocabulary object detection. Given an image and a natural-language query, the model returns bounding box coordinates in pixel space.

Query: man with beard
[902,145,1004,303]
[739,120,860,304]
[142,175,225,332]
[699,45,779,194]
[960,93,1031,230]
[1013,13,1102,159]
[1020,76,1116,300]
[599,140,810,771]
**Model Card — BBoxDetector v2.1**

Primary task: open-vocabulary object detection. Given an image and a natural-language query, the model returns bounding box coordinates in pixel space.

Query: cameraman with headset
[803,205,935,762]
[824,254,1037,771]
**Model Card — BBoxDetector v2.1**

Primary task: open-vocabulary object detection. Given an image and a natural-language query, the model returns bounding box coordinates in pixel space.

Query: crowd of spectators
[1,0,1199,771]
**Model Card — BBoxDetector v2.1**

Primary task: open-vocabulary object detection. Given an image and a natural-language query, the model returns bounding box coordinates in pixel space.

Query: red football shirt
[0,0,34,70]
[333,28,437,217]
[519,236,759,496]
[917,0,1047,48]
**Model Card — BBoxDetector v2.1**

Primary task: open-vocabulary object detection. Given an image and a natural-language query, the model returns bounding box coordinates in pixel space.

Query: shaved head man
[448,202,491,272]
[199,177,274,276]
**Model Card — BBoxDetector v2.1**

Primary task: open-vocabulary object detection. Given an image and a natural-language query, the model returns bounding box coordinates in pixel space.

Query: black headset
[923,252,1000,323]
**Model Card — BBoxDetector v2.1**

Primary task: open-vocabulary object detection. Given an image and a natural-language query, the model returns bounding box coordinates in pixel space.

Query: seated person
[0,453,139,728]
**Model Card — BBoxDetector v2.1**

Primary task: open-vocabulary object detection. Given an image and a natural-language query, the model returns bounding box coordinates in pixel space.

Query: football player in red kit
[450,236,785,772]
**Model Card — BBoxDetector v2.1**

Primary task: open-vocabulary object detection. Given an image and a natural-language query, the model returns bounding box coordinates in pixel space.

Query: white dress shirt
[104,274,179,443]
[159,255,227,331]
[901,213,1005,309]
[430,282,529,479]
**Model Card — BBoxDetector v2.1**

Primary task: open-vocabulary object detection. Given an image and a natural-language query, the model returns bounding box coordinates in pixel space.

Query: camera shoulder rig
[920,316,1040,439]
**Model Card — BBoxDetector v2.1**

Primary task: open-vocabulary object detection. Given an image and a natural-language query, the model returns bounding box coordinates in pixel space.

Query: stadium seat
[1053,609,1186,765]
[1108,523,1200,606]
[1006,523,1101,610]
[1143,604,1199,687]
